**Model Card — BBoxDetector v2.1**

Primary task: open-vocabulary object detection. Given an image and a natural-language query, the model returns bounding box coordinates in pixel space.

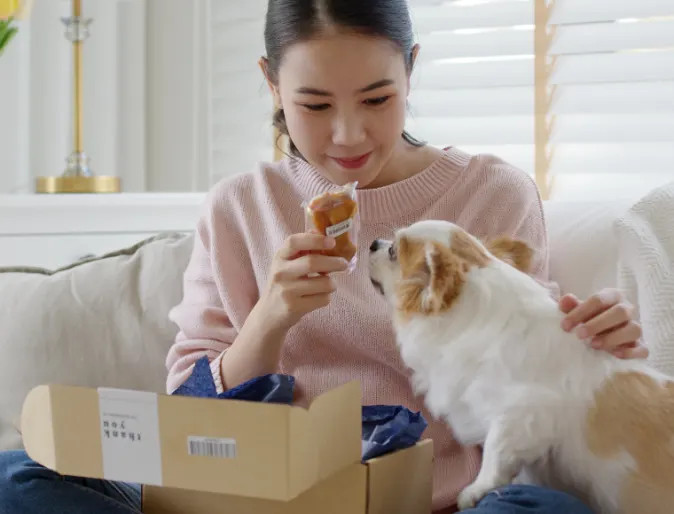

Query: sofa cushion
[544,199,633,299]
[0,233,195,451]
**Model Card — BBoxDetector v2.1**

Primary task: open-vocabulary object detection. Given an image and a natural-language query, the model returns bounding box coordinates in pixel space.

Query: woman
[0,1,645,513]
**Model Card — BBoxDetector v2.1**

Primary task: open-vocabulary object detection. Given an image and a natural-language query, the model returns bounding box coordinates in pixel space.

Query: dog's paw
[456,482,493,511]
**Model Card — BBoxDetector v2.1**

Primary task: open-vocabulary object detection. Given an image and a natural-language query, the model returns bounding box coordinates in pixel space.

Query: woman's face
[268,32,415,188]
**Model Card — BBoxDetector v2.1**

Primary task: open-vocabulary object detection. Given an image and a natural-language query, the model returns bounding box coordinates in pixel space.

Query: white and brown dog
[368,219,674,514]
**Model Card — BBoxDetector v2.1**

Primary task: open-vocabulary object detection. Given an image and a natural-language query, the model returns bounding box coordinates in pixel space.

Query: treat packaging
[304,182,359,272]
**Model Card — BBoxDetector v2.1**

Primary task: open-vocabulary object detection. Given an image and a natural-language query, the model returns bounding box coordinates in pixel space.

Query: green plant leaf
[0,17,19,55]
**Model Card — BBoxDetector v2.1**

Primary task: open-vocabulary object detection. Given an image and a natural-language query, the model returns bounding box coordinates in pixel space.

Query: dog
[368,219,674,514]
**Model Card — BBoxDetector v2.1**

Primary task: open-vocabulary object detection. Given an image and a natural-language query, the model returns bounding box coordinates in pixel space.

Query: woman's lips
[331,152,372,169]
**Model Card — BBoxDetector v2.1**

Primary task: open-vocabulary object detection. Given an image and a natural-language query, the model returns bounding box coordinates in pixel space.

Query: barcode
[187,436,237,458]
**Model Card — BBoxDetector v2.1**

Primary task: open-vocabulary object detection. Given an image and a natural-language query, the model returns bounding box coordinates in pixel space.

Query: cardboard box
[21,380,434,514]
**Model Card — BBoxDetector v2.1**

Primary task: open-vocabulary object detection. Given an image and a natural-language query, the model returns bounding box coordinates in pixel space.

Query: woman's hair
[264,0,426,158]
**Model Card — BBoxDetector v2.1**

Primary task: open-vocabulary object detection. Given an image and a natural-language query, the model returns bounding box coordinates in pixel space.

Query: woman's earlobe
[407,44,421,91]
[258,56,268,76]
[411,44,420,62]
[410,44,421,70]
[259,58,282,106]
[259,57,275,91]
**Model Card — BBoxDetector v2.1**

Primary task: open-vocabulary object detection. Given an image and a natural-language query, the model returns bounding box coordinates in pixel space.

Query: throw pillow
[0,232,195,451]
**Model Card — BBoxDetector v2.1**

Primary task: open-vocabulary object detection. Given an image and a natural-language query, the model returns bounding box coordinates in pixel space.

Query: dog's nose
[370,240,381,252]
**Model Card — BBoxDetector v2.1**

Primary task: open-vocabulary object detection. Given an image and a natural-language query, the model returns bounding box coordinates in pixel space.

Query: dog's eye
[388,245,397,260]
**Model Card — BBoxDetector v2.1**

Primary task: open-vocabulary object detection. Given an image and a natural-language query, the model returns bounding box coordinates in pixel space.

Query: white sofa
[1,186,672,452]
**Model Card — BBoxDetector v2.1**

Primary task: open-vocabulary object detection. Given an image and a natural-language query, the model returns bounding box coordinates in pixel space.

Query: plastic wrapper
[173,357,427,461]
[303,182,359,273]
[361,405,428,461]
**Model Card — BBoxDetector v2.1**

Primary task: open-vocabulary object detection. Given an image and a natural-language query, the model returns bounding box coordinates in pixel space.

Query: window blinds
[208,0,674,200]
[208,0,272,181]
[406,0,674,200]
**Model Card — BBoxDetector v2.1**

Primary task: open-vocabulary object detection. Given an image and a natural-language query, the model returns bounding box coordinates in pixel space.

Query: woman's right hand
[218,232,348,390]
[259,232,349,332]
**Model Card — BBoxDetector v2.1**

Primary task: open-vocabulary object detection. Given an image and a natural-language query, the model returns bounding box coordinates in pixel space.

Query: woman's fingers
[278,233,335,260]
[561,289,623,332]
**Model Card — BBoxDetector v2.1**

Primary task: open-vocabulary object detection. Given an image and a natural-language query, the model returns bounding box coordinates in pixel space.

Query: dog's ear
[424,241,464,310]
[486,236,533,273]
[398,236,464,314]
[398,235,434,282]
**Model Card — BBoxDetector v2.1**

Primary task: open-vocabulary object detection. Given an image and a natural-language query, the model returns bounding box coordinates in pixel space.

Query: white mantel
[0,193,205,269]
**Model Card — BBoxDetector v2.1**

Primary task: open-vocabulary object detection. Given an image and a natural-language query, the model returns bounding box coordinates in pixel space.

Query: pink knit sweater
[165,147,559,512]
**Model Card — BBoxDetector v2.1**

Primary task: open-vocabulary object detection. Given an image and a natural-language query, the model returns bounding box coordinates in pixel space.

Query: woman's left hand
[559,288,648,360]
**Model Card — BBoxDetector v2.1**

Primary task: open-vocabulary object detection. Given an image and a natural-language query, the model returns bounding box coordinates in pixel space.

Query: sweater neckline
[284,147,471,224]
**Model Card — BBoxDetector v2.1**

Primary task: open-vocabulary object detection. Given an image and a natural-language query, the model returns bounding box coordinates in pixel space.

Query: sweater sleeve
[471,154,561,300]
[165,183,257,395]
[512,184,561,300]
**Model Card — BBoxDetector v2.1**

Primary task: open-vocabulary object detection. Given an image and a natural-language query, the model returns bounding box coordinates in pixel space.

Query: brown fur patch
[396,231,489,317]
[586,371,674,513]
[486,236,533,273]
[452,231,491,269]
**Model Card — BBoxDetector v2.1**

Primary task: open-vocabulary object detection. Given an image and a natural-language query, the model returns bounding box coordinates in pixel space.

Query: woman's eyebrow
[359,79,395,92]
[295,79,395,96]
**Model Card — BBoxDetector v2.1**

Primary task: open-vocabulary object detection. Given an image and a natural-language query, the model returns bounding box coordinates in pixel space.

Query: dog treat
[304,182,359,272]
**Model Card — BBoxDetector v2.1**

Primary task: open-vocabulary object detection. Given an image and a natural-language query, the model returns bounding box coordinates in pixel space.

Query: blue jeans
[0,450,594,513]
[0,450,141,513]
[461,485,595,513]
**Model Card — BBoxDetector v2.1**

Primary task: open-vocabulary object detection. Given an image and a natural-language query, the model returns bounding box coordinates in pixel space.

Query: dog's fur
[368,219,674,514]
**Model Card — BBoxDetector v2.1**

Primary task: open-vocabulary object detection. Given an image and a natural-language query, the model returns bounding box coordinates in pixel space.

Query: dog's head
[368,220,533,318]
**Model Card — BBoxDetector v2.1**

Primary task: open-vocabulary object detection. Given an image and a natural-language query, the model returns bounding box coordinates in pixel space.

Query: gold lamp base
[35,151,121,194]
[34,3,120,196]
[35,175,120,194]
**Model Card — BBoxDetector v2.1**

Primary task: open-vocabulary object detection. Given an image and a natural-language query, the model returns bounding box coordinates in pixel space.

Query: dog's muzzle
[369,239,386,295]
[370,278,384,295]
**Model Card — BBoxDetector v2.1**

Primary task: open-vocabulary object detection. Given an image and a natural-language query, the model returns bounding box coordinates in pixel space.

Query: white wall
[0,0,208,194]
[0,3,35,194]
[145,0,210,192]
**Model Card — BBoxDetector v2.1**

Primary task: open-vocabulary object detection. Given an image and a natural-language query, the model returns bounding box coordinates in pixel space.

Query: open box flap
[308,380,362,482]
[22,384,100,478]
[22,380,365,501]
[21,384,293,499]
[288,380,363,497]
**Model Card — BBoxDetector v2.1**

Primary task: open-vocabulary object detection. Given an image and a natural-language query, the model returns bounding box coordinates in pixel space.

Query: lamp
[34,0,120,194]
